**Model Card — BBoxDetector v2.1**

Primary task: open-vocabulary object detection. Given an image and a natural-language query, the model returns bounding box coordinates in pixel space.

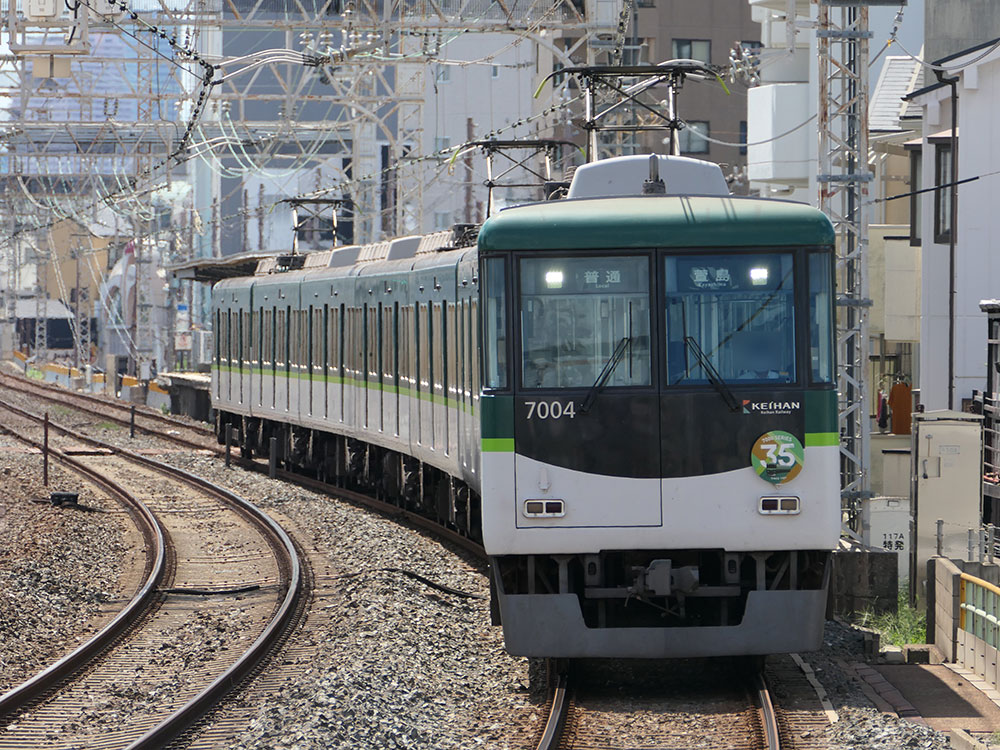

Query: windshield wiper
[581,336,631,413]
[683,336,740,412]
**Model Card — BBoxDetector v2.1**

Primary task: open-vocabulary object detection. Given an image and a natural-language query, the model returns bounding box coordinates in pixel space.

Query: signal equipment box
[911,410,983,603]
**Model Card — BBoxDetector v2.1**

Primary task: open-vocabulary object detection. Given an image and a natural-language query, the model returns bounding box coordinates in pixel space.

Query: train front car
[479,156,840,659]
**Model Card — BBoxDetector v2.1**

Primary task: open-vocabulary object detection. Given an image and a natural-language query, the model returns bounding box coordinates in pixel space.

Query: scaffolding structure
[817,1,874,525]
[0,0,621,370]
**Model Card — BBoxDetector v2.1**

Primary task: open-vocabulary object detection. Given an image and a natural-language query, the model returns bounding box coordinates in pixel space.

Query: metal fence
[960,573,1000,650]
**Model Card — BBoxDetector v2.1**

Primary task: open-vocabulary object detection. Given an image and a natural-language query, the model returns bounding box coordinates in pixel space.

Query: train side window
[482,257,508,389]
[416,302,425,393]
[275,309,282,368]
[399,306,409,389]
[277,308,285,370]
[251,309,259,367]
[225,311,232,366]
[327,307,340,375]
[268,310,274,369]
[428,302,435,396]
[471,298,480,400]
[809,252,835,383]
[458,301,465,405]
[321,305,328,377]
[285,307,292,375]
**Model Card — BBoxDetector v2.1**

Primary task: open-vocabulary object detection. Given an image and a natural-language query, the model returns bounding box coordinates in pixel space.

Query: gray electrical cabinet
[911,410,983,603]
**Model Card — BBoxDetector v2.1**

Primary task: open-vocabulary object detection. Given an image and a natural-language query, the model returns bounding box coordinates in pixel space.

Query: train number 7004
[525,401,576,420]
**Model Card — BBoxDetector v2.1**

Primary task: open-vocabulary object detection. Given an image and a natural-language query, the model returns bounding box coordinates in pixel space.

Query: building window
[740,40,763,53]
[552,62,565,87]
[739,121,748,156]
[909,149,922,246]
[672,39,711,65]
[434,211,451,230]
[434,136,451,152]
[934,143,954,244]
[492,65,500,79]
[679,121,709,154]
[435,64,450,84]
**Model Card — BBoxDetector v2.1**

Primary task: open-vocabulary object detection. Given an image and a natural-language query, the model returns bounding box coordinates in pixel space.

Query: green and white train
[212,154,840,658]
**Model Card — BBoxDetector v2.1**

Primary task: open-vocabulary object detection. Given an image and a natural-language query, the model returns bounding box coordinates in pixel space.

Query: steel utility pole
[817,1,879,531]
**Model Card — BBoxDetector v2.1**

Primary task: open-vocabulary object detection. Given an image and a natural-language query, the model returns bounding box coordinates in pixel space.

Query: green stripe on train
[212,364,476,415]
[481,438,515,452]
[805,432,839,447]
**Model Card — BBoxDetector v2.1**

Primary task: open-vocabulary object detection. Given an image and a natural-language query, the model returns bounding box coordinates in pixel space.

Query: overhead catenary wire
[874,3,1000,73]
[2,14,577,250]
[678,114,818,149]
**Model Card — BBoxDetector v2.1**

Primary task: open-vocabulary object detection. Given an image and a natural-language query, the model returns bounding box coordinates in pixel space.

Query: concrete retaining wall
[830,547,899,617]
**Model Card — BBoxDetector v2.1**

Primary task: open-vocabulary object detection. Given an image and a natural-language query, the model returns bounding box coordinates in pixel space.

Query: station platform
[156,371,212,422]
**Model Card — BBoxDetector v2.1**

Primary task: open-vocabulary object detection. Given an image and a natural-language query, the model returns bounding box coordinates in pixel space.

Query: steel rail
[0,405,167,721]
[754,671,782,750]
[535,670,570,750]
[0,394,303,748]
[2,368,487,560]
[0,370,213,436]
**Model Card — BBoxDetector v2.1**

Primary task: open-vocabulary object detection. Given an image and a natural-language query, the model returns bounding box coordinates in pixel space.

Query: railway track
[0,396,302,750]
[0,370,215,452]
[0,367,482,558]
[535,660,786,750]
[0,372,830,750]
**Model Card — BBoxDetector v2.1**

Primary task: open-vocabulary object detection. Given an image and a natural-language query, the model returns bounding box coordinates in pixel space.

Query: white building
[422,33,551,230]
[905,37,1000,410]
[745,0,817,204]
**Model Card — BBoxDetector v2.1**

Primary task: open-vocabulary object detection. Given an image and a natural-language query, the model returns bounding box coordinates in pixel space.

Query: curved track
[0,371,803,750]
[0,395,302,750]
[0,370,483,558]
[0,371,215,452]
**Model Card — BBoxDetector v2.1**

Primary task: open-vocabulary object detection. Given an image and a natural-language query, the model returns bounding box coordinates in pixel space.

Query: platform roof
[168,251,288,283]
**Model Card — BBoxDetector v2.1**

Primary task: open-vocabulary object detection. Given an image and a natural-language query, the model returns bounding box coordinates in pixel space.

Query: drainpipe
[936,70,959,410]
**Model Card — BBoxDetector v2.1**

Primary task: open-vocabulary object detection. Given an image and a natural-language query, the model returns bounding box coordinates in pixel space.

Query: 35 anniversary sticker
[750,430,804,485]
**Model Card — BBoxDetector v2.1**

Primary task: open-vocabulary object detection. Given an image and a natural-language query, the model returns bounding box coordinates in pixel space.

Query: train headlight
[749,267,769,285]
[523,499,565,518]
[759,496,800,515]
[544,270,564,288]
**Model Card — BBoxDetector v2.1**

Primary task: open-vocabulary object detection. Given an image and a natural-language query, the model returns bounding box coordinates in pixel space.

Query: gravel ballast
[162,451,542,750]
[0,385,964,748]
[0,442,131,691]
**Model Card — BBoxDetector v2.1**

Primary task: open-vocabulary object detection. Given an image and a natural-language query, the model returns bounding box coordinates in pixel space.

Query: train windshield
[519,256,651,389]
[665,253,796,385]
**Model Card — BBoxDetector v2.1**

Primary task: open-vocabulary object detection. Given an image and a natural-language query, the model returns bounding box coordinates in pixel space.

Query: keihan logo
[742,399,801,416]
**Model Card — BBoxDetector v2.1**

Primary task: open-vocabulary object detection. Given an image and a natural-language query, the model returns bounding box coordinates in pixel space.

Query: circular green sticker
[750,431,804,485]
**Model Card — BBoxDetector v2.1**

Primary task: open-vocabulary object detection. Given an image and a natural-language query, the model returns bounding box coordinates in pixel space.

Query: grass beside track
[856,589,926,647]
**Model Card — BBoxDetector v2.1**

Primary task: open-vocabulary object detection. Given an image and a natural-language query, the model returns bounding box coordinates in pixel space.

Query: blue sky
[870,2,924,84]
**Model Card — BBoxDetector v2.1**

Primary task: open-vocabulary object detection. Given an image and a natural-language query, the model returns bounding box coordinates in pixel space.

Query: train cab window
[665,253,795,385]
[809,252,835,383]
[518,256,651,390]
[483,257,508,389]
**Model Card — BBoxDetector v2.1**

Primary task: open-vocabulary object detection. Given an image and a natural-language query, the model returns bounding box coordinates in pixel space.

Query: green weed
[857,589,926,646]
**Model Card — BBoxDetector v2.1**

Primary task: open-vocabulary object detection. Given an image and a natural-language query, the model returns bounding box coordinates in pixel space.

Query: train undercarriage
[214,410,483,543]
